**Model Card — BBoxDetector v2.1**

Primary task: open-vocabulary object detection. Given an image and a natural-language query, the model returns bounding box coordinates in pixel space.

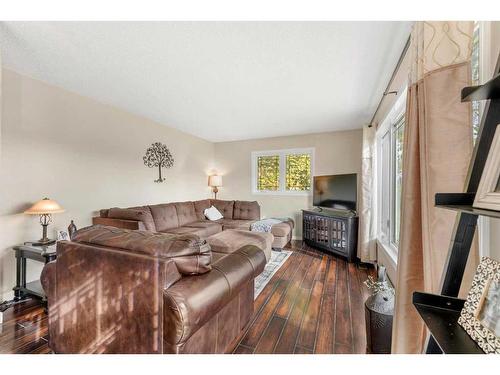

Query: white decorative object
[56,230,70,241]
[458,257,500,354]
[474,125,500,211]
[204,206,223,221]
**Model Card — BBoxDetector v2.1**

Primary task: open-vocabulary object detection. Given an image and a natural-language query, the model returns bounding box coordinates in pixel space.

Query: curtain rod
[368,35,411,128]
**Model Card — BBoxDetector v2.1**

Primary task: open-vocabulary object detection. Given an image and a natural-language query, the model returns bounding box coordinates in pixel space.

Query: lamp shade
[208,175,222,187]
[24,198,65,215]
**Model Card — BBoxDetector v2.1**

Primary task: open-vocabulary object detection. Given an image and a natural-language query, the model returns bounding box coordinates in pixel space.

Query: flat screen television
[313,173,357,211]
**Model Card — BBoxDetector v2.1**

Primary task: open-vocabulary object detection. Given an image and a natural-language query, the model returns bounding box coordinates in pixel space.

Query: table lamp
[208,175,222,199]
[24,198,65,246]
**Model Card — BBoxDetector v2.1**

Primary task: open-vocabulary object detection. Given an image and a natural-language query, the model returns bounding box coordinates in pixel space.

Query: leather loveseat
[41,225,266,353]
[93,199,293,249]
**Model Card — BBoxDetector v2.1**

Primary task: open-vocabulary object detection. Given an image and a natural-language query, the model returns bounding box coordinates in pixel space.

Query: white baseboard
[0,291,13,325]
[1,290,14,303]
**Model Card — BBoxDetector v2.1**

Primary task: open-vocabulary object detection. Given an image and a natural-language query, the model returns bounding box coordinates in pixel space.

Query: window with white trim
[377,87,407,257]
[251,148,314,195]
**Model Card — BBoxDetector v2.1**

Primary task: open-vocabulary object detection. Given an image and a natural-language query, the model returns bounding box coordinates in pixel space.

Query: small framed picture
[458,257,500,353]
[477,279,500,337]
[474,125,500,210]
[56,230,71,242]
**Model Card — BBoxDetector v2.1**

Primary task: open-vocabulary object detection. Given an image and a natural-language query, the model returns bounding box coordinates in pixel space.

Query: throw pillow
[204,205,223,221]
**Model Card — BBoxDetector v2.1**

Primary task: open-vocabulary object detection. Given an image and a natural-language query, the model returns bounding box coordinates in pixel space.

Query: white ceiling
[0,22,412,142]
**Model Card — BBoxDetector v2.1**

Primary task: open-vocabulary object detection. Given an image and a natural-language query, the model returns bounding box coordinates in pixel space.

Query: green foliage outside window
[286,154,311,191]
[256,151,312,192]
[257,155,280,191]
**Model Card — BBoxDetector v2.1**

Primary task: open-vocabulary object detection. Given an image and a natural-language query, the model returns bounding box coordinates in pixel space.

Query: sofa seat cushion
[183,221,223,237]
[233,201,260,220]
[206,229,273,262]
[215,219,255,231]
[174,202,198,226]
[162,226,209,238]
[210,200,235,219]
[210,252,225,263]
[149,203,179,231]
[72,225,211,275]
[270,219,294,237]
[107,206,156,231]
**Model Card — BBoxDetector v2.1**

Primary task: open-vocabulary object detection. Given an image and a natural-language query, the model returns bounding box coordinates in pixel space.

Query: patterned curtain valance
[410,21,474,83]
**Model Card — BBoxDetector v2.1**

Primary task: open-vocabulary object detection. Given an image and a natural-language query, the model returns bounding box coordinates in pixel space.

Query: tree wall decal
[143,142,174,183]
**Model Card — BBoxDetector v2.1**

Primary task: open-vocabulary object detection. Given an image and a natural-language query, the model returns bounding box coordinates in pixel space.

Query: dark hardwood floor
[233,241,374,354]
[0,240,374,354]
[0,298,50,354]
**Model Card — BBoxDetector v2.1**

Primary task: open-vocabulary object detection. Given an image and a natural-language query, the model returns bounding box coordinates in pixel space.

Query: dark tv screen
[313,174,357,211]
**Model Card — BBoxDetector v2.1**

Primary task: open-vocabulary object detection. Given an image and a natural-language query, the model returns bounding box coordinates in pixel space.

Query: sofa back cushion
[194,199,211,220]
[210,200,234,219]
[72,225,212,275]
[99,208,110,218]
[108,206,156,231]
[175,202,198,226]
[149,203,179,231]
[233,201,260,220]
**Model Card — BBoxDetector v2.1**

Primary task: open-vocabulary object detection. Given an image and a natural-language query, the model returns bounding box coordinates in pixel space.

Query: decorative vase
[364,266,395,354]
[68,220,77,240]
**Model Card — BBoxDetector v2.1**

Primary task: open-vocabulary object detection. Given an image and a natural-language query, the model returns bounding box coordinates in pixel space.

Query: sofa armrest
[92,216,146,231]
[41,260,57,350]
[162,244,265,346]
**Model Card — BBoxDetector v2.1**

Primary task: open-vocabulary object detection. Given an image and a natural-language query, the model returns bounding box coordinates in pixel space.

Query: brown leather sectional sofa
[41,225,266,353]
[41,199,294,353]
[93,199,294,249]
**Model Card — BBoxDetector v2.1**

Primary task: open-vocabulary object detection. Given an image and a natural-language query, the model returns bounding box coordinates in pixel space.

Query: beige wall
[213,130,363,239]
[0,69,215,300]
[372,45,410,127]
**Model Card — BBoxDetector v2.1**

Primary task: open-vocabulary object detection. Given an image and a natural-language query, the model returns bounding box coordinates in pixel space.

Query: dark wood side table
[12,243,57,303]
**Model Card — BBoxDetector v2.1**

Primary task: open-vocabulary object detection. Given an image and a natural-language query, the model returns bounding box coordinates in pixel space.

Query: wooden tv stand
[302,208,359,262]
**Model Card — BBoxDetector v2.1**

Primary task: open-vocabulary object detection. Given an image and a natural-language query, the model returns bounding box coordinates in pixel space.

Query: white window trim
[251,147,315,196]
[376,86,408,265]
[477,21,491,258]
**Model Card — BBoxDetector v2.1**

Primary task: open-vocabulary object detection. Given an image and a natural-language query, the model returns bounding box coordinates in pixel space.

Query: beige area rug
[254,249,292,298]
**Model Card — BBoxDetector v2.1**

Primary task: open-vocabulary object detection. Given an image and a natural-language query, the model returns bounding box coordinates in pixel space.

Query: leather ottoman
[207,229,273,262]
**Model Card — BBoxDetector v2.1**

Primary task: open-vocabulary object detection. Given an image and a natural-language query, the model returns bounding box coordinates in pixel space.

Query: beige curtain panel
[391,21,478,354]
[358,125,377,262]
